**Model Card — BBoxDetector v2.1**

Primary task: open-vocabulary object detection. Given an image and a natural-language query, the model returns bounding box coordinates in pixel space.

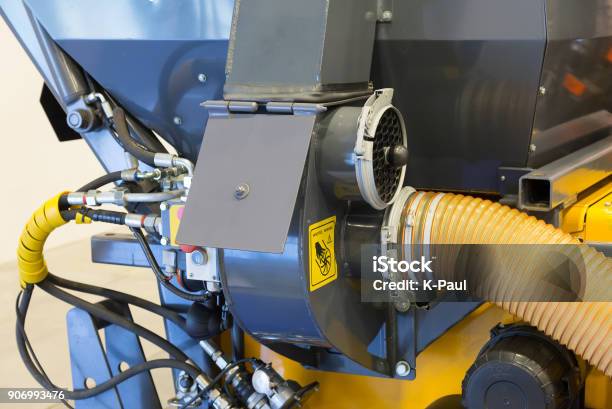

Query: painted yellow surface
[562,182,612,241]
[583,192,612,242]
[169,204,184,246]
[245,305,512,409]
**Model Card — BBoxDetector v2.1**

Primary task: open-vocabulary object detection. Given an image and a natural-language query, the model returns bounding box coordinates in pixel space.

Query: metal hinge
[201,100,327,117]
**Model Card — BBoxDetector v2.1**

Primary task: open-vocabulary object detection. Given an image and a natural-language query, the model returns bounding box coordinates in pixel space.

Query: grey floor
[0,234,175,408]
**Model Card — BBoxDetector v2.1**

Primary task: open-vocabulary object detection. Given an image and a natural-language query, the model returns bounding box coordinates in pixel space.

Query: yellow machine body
[562,182,612,242]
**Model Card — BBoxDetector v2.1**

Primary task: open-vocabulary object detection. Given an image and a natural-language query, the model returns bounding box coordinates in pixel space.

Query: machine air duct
[384,189,612,376]
[318,89,408,209]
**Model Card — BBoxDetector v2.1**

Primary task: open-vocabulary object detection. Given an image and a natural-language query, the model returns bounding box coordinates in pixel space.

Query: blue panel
[25,0,234,41]
[23,0,234,161]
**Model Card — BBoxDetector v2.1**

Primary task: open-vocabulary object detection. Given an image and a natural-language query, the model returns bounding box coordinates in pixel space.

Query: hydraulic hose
[38,280,190,361]
[112,107,157,166]
[77,171,122,192]
[16,286,202,401]
[395,191,612,376]
[46,273,187,331]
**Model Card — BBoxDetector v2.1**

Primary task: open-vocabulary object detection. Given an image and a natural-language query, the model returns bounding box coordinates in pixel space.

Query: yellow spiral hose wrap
[401,191,612,376]
[17,193,68,286]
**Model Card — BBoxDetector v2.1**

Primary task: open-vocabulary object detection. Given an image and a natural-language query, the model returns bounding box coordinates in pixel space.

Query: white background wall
[0,20,113,263]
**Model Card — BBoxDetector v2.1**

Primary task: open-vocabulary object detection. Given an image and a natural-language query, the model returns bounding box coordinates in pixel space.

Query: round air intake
[354,89,408,209]
[317,89,408,209]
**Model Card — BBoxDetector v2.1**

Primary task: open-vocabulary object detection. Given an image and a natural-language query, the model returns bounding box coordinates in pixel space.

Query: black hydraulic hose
[47,273,187,331]
[231,321,245,361]
[15,288,74,408]
[96,87,167,154]
[125,115,168,154]
[113,107,157,166]
[15,287,202,400]
[77,171,122,192]
[37,280,189,361]
[130,227,210,302]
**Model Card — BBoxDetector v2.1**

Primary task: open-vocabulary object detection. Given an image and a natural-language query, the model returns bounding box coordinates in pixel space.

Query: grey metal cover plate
[177,114,315,253]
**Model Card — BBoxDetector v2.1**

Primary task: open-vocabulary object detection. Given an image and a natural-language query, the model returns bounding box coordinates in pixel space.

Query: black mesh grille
[372,109,404,203]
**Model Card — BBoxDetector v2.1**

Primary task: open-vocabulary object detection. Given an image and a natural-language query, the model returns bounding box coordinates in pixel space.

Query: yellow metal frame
[562,182,612,242]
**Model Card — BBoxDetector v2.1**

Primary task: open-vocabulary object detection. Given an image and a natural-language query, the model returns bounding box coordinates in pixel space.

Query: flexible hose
[112,107,156,166]
[15,286,201,401]
[397,191,612,376]
[77,171,122,192]
[130,227,210,302]
[46,273,187,331]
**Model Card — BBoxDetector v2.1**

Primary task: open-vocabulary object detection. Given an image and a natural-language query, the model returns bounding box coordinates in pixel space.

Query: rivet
[234,183,250,200]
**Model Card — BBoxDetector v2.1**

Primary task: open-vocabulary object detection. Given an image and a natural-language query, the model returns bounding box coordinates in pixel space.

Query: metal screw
[605,202,611,207]
[394,361,411,377]
[539,86,547,95]
[173,116,183,126]
[160,237,169,246]
[529,144,537,153]
[160,202,168,211]
[500,175,506,182]
[197,73,207,83]
[234,183,250,200]
[381,10,393,22]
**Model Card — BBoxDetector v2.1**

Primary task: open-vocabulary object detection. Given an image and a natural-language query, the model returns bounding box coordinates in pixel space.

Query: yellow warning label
[309,216,337,291]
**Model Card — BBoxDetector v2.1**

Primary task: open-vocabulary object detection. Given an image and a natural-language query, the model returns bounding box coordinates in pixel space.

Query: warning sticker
[309,216,337,292]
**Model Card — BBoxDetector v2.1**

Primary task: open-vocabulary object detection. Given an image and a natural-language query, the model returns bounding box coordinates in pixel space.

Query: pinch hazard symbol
[309,216,337,291]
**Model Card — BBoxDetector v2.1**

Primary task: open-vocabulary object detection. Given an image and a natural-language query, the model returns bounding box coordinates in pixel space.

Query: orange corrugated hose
[404,192,612,377]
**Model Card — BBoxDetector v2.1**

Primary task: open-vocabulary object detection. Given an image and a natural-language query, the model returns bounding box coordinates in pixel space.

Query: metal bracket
[67,300,161,409]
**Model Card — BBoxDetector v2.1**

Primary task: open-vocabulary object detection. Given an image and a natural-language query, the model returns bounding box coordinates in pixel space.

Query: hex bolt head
[160,202,168,211]
[234,183,250,200]
[160,237,169,246]
[381,10,393,22]
[173,116,183,126]
[539,86,547,95]
[67,109,93,131]
[198,73,207,83]
[191,249,208,265]
[394,361,411,377]
[529,144,537,153]
[500,175,506,182]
